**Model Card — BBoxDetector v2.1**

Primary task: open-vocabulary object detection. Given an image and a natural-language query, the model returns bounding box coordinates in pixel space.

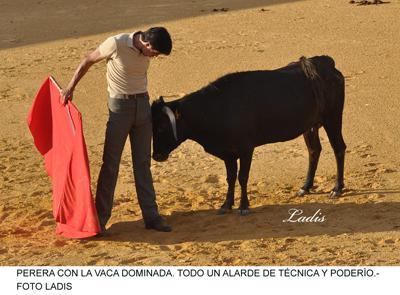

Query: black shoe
[95,225,110,237]
[145,217,172,232]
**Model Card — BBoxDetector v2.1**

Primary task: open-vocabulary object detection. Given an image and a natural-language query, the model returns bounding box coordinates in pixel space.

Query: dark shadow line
[1,0,305,50]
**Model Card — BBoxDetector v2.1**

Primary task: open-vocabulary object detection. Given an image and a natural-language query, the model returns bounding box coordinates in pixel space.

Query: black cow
[151,56,346,215]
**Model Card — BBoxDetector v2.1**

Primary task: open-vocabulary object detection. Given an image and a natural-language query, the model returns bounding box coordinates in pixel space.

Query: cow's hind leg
[238,148,254,216]
[298,127,322,196]
[324,119,346,199]
[218,157,238,215]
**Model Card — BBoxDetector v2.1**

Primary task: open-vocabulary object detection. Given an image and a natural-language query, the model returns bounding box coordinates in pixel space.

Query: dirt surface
[1,0,399,266]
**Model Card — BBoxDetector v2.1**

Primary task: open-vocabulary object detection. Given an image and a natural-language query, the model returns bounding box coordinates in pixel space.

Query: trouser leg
[129,96,159,223]
[96,110,132,228]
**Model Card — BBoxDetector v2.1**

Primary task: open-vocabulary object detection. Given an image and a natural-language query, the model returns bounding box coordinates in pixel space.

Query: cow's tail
[299,55,336,117]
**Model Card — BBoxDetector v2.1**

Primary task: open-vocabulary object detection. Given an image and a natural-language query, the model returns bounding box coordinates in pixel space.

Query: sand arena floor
[0,0,399,265]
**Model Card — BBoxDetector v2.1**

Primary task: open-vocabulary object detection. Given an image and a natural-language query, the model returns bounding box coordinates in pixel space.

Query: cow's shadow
[104,188,400,245]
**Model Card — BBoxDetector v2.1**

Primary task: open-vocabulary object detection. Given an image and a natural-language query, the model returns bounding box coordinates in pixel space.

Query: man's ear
[159,96,165,104]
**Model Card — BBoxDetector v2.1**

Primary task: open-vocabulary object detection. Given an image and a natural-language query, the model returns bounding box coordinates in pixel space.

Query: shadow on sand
[1,0,304,50]
[100,188,400,245]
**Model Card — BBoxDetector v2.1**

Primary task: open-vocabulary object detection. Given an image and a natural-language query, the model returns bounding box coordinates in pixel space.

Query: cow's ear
[152,96,164,108]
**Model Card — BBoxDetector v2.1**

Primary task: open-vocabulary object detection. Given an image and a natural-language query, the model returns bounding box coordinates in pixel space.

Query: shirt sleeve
[98,36,117,59]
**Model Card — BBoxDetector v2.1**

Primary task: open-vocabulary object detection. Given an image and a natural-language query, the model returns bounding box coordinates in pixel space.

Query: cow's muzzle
[152,153,169,162]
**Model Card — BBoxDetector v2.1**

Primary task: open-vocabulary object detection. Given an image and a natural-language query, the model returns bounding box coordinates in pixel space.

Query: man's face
[141,42,160,57]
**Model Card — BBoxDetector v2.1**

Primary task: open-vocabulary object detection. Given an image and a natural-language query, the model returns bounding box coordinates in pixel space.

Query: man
[61,27,173,233]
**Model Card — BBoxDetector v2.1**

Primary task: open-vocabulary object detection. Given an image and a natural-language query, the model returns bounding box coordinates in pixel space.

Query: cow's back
[180,67,319,155]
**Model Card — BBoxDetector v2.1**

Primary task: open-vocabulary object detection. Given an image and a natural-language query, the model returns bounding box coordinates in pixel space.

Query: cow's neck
[172,99,209,147]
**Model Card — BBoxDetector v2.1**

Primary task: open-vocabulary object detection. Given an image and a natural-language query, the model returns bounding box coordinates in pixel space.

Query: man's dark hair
[143,27,172,55]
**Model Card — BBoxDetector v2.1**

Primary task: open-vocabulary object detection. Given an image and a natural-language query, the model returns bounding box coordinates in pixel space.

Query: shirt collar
[128,31,142,52]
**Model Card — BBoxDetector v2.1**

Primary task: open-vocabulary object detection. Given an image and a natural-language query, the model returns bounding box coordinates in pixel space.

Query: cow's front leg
[238,149,254,216]
[217,158,238,215]
[298,128,321,196]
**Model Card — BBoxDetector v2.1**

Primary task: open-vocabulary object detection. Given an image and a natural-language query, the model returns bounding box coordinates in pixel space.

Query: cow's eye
[159,122,169,131]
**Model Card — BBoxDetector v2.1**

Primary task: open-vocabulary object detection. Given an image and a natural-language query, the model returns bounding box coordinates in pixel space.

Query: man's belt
[111,92,148,99]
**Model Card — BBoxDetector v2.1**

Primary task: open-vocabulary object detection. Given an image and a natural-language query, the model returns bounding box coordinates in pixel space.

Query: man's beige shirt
[98,32,150,97]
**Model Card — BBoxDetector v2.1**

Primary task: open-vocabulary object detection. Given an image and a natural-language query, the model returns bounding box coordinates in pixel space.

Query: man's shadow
[103,188,400,245]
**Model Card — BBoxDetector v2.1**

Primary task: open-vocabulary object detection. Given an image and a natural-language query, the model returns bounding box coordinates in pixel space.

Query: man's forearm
[61,48,103,104]
[66,58,94,91]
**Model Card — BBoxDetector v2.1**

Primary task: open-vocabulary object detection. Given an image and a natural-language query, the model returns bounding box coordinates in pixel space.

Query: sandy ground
[1,0,400,266]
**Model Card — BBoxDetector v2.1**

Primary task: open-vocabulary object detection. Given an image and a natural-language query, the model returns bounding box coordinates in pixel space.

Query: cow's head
[151,96,180,162]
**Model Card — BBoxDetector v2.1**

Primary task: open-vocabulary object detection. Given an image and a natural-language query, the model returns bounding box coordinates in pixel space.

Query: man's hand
[61,88,73,105]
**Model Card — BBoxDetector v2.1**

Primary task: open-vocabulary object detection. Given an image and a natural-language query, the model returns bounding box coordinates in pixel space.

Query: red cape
[27,76,100,238]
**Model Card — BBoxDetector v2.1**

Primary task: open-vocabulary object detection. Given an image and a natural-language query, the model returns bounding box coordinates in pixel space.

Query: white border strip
[2,266,399,295]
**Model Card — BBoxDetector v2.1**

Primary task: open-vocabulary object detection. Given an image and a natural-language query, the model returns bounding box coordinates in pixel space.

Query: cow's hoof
[329,190,342,199]
[297,188,309,197]
[238,209,250,216]
[217,207,231,215]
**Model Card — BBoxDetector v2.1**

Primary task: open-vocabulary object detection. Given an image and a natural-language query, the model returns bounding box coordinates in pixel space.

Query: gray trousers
[95,94,159,228]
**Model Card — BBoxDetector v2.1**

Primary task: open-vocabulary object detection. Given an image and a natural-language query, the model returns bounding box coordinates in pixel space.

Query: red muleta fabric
[27,76,100,238]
